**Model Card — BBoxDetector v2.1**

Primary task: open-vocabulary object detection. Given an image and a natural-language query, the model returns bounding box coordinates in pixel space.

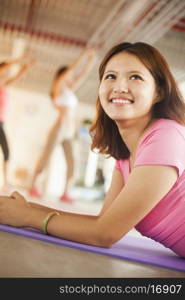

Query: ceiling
[0,0,185,106]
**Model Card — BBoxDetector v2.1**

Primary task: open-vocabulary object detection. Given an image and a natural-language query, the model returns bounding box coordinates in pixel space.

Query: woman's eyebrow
[104,69,145,76]
[127,70,145,75]
[104,70,117,74]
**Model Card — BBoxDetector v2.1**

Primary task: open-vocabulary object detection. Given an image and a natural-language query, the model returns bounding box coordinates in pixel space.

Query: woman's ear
[155,94,161,103]
[155,88,164,103]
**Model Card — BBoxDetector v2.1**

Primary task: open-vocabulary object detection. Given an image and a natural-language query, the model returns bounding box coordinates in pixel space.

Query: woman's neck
[117,117,156,155]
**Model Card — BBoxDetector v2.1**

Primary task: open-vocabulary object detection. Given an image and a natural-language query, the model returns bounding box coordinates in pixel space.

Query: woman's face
[99,52,159,124]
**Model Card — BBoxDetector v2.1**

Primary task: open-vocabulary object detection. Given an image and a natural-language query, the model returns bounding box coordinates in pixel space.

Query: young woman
[0,42,185,258]
[29,48,96,202]
[0,56,35,191]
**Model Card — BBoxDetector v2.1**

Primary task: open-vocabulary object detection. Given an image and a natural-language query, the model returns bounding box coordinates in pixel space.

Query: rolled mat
[0,224,185,271]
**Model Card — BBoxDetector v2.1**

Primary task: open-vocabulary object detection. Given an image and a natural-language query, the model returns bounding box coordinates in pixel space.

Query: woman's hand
[0,191,30,227]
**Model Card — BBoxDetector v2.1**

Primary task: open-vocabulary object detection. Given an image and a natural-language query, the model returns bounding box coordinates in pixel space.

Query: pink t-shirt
[115,118,185,256]
[0,86,8,122]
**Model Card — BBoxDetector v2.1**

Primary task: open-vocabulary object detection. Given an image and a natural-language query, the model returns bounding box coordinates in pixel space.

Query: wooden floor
[0,230,185,278]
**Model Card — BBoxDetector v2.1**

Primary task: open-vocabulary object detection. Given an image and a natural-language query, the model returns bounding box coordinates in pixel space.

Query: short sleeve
[115,159,130,183]
[115,160,121,171]
[134,127,185,177]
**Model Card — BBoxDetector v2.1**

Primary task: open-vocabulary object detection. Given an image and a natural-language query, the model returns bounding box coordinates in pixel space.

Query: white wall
[3,87,55,188]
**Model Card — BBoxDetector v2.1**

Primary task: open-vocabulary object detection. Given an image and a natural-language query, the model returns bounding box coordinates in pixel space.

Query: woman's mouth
[110,98,134,104]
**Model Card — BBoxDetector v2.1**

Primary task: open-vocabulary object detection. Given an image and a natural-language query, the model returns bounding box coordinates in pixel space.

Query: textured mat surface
[0,224,185,271]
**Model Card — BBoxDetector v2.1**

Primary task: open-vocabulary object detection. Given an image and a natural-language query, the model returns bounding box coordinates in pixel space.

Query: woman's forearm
[25,204,101,246]
[46,212,100,245]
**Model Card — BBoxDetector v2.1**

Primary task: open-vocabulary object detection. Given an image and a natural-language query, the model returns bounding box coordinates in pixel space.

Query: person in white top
[29,47,96,202]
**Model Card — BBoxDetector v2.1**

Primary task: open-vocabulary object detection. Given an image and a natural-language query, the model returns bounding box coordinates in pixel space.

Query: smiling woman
[0,42,185,258]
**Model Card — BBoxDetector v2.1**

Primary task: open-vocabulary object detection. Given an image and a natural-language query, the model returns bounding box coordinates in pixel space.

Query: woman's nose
[112,80,128,93]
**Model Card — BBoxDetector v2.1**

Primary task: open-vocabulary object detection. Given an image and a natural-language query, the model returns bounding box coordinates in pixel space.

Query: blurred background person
[29,47,96,203]
[0,56,35,192]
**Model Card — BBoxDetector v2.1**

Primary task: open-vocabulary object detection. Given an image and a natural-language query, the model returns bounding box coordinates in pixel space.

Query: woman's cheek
[99,84,107,101]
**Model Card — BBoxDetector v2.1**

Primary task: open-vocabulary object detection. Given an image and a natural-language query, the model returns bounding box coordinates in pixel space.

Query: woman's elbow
[94,231,121,248]
[90,218,125,248]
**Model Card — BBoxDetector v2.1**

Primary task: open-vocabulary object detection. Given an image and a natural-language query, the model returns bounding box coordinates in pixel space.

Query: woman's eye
[104,74,116,80]
[130,74,143,80]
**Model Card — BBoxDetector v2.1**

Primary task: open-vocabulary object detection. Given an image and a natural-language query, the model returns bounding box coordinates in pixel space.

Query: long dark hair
[54,65,68,79]
[89,42,185,160]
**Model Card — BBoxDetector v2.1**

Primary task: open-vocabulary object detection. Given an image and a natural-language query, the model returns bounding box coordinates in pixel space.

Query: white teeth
[112,99,132,104]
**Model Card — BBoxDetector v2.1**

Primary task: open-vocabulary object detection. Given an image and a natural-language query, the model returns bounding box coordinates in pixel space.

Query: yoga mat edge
[0,224,185,272]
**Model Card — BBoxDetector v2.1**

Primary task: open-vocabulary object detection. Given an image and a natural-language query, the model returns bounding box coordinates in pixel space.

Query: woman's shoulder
[138,118,185,152]
[154,118,185,128]
[148,118,185,138]
[135,118,185,177]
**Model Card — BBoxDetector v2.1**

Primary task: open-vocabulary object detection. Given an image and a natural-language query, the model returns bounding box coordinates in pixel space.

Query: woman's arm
[95,165,178,245]
[99,168,124,216]
[4,60,35,86]
[0,56,26,71]
[0,165,177,247]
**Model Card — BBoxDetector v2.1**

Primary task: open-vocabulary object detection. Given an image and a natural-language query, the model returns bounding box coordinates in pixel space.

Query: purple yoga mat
[0,224,185,272]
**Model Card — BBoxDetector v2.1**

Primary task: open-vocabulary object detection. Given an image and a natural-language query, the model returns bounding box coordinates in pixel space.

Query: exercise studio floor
[0,184,184,278]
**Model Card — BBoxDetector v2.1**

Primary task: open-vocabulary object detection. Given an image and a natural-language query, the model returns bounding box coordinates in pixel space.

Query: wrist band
[41,211,60,235]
